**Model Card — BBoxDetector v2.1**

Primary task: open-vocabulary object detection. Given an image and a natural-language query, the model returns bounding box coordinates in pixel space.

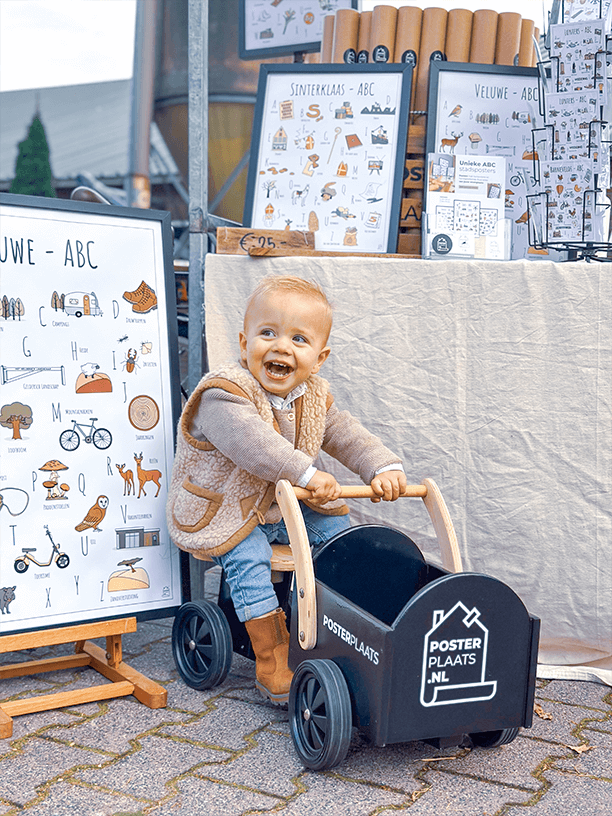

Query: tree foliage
[10,113,56,198]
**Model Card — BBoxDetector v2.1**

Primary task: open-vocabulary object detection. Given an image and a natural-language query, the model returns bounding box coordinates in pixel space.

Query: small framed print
[239,0,358,61]
[244,64,414,254]
[425,61,545,260]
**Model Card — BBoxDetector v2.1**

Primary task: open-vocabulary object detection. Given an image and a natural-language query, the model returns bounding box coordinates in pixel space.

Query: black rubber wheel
[289,659,352,770]
[14,559,28,574]
[172,601,232,690]
[56,553,70,569]
[59,429,80,451]
[470,727,519,748]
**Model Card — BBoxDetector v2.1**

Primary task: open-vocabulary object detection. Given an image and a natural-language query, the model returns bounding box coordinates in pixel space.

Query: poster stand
[0,616,166,738]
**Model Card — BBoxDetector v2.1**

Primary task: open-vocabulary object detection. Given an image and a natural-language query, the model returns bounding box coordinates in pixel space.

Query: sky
[0,0,555,94]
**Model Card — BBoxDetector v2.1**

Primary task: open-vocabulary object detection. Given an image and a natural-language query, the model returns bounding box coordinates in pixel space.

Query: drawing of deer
[134,453,162,498]
[440,132,463,153]
[116,464,135,496]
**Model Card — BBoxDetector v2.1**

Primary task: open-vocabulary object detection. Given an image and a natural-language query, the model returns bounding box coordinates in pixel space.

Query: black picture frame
[0,193,186,637]
[424,61,542,261]
[244,63,414,254]
[239,0,359,61]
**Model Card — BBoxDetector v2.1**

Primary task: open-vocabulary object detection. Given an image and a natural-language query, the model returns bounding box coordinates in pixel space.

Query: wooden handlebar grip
[293,484,428,500]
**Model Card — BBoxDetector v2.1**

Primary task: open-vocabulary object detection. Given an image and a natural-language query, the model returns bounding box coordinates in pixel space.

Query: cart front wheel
[289,659,352,771]
[470,727,519,748]
[172,601,232,690]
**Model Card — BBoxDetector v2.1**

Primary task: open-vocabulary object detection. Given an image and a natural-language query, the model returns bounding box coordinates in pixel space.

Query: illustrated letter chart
[0,199,182,635]
[250,71,406,253]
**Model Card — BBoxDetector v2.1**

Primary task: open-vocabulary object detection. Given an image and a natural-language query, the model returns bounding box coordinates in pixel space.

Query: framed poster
[425,62,556,261]
[0,194,185,637]
[244,63,414,253]
[239,0,358,60]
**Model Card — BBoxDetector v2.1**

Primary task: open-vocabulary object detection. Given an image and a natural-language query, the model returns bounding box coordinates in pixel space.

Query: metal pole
[127,0,158,208]
[187,0,209,394]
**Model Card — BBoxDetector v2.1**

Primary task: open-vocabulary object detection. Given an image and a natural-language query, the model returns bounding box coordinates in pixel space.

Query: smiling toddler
[167,275,406,702]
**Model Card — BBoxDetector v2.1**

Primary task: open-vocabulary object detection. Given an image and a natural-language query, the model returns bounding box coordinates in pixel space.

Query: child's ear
[239,331,248,360]
[312,346,330,373]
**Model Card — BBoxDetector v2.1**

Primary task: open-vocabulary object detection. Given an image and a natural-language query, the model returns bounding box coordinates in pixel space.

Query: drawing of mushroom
[39,460,70,499]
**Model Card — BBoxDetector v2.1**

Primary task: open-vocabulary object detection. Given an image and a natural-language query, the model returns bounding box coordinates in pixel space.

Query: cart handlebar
[276,478,463,652]
[292,484,428,501]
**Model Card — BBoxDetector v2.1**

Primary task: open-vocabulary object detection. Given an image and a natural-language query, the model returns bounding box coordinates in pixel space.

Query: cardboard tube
[357,11,372,63]
[517,18,534,66]
[370,5,398,64]
[393,6,422,65]
[532,27,540,66]
[414,8,448,114]
[321,15,334,63]
[469,10,497,64]
[445,9,473,63]
[495,12,522,66]
[332,8,360,63]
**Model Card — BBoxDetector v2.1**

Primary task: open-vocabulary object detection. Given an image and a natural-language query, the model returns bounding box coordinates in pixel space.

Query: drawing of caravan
[63,291,103,318]
[420,601,497,707]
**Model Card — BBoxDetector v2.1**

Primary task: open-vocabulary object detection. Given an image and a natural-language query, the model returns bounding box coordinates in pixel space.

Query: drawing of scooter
[14,526,70,574]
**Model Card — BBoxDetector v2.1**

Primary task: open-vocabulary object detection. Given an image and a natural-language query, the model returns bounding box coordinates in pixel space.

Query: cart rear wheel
[470,727,519,748]
[172,601,232,690]
[289,659,352,770]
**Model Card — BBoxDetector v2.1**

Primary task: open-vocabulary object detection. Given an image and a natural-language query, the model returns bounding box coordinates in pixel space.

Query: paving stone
[552,728,612,779]
[0,738,104,805]
[406,769,531,815]
[526,698,597,744]
[537,680,612,711]
[159,697,284,751]
[277,771,406,815]
[75,734,223,800]
[430,734,553,790]
[164,673,253,711]
[333,739,439,789]
[193,729,303,797]
[16,780,141,815]
[505,770,612,816]
[6,708,80,742]
[0,675,55,699]
[148,775,281,815]
[42,696,190,753]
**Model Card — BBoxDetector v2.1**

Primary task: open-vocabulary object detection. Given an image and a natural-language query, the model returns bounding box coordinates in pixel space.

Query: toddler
[167,275,406,702]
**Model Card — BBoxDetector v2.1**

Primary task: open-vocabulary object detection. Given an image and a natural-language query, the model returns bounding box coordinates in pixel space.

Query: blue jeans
[212,504,351,622]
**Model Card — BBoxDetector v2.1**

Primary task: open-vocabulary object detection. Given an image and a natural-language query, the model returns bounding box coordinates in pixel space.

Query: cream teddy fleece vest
[166,363,345,557]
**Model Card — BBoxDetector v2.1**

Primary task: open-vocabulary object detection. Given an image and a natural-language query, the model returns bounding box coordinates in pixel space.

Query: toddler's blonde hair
[245,275,333,338]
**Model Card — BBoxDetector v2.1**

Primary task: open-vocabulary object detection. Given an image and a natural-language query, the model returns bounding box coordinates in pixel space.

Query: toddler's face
[239,290,331,398]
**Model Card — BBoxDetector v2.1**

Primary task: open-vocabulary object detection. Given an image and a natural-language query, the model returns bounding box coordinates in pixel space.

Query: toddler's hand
[370,470,407,502]
[305,470,342,505]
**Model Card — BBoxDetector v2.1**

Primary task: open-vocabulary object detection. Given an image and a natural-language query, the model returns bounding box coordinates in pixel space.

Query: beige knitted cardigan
[166,363,347,557]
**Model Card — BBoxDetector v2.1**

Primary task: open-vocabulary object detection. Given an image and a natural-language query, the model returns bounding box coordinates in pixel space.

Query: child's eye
[293,334,307,344]
[261,329,275,337]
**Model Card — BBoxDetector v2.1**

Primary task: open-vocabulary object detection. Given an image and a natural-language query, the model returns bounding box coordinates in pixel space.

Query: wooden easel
[0,617,167,738]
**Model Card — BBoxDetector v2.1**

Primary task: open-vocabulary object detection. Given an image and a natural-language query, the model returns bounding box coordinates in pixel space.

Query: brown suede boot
[245,608,293,704]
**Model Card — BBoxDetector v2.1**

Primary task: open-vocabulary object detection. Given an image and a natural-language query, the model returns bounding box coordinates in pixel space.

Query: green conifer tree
[10,112,56,198]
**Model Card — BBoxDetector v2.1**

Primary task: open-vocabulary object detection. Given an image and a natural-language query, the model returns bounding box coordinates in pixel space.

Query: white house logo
[420,602,497,707]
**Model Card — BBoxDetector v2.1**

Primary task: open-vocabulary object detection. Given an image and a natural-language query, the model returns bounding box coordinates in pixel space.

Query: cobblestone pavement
[1,614,610,816]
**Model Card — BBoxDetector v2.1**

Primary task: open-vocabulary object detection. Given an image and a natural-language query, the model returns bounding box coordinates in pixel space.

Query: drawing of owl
[75,496,109,532]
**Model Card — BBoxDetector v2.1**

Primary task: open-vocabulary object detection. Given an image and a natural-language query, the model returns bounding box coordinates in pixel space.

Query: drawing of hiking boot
[123,281,157,314]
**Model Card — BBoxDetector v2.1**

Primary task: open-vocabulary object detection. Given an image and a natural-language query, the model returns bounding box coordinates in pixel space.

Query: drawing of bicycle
[59,417,112,451]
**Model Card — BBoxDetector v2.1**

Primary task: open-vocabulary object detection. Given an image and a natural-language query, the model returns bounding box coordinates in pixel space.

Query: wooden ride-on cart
[171,479,540,770]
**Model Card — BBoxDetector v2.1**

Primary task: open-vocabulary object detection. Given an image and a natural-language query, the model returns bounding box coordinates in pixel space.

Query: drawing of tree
[1,296,8,320]
[51,291,60,310]
[262,180,276,199]
[59,293,65,310]
[14,299,25,320]
[0,402,34,439]
[9,298,15,319]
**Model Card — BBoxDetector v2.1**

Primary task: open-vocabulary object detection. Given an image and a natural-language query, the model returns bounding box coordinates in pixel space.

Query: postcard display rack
[527,2,612,258]
[0,195,184,736]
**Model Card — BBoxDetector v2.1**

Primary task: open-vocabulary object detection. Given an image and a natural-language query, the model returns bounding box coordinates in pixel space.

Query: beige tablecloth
[205,254,612,685]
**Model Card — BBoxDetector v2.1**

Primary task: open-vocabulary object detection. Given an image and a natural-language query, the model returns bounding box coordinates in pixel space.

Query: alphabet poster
[0,194,183,636]
[244,64,413,253]
[426,63,564,261]
[239,0,356,60]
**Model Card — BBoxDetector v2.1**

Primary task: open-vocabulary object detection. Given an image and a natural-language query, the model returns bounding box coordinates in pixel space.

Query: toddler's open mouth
[265,361,293,378]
